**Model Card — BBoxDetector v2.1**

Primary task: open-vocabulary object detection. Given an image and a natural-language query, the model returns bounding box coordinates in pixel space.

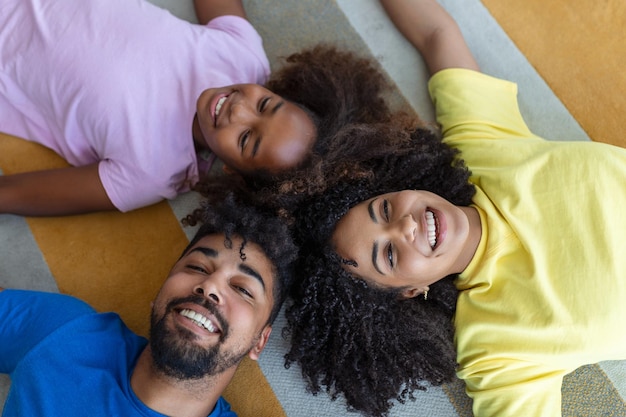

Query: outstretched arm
[0,163,117,216]
[380,0,479,75]
[193,0,246,25]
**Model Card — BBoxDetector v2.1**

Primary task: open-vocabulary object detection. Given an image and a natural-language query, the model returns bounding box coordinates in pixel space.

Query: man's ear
[248,326,272,361]
[400,286,428,299]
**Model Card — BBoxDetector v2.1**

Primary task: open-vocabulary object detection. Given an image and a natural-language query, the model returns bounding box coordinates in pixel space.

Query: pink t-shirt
[0,0,269,212]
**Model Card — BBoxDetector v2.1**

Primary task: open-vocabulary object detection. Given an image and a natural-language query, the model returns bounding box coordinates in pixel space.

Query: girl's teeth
[426,210,437,249]
[215,96,227,117]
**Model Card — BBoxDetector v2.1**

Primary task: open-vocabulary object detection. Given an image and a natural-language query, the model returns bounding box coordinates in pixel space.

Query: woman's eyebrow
[367,198,379,223]
[367,198,385,275]
[372,240,384,276]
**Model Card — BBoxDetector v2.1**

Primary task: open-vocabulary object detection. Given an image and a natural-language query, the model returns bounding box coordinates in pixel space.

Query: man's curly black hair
[182,188,298,325]
[284,127,476,416]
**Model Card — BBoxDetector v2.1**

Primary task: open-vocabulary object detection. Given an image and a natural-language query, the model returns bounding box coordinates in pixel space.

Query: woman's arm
[0,163,117,216]
[380,0,479,75]
[193,0,246,25]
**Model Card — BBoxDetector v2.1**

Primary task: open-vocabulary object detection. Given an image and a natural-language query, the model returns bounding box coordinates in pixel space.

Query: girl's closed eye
[259,97,270,112]
[239,130,250,153]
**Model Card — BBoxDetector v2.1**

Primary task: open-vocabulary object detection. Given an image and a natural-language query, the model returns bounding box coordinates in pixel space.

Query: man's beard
[149,295,252,380]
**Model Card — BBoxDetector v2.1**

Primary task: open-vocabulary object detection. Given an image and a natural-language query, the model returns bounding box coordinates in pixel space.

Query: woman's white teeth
[180,308,217,332]
[215,96,227,117]
[426,210,437,249]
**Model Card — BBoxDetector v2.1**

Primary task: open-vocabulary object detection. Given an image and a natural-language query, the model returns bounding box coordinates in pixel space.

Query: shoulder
[0,289,94,317]
[209,396,237,417]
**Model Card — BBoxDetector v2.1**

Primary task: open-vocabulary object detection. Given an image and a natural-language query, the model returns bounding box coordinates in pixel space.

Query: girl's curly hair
[284,129,476,416]
[193,44,430,212]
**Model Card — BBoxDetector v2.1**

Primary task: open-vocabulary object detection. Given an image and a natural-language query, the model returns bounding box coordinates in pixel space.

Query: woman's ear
[400,286,429,299]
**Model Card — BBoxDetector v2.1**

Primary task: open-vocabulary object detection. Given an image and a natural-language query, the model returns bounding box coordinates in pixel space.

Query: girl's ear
[222,164,235,174]
[400,286,428,299]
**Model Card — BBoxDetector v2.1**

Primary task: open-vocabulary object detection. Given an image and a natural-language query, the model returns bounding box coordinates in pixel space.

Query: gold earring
[423,290,428,300]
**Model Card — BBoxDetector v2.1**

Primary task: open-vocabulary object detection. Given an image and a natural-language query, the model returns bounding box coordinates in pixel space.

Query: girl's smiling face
[332,190,481,297]
[194,84,316,173]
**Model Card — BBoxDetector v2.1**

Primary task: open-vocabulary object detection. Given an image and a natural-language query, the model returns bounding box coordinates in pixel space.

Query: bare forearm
[193,0,246,25]
[380,0,479,74]
[0,164,117,216]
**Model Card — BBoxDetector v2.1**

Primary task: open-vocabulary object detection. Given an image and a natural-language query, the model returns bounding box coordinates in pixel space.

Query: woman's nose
[397,214,417,243]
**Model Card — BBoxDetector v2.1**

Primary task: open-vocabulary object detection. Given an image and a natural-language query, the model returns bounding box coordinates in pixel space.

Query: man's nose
[193,273,227,304]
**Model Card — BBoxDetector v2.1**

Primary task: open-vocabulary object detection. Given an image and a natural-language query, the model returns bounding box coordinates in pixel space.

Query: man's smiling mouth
[179,308,220,333]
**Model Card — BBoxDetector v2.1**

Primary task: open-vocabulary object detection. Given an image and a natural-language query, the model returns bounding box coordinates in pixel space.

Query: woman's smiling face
[332,190,481,297]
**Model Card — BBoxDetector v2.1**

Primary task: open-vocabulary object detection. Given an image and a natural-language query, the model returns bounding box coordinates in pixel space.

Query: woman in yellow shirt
[285,1,626,416]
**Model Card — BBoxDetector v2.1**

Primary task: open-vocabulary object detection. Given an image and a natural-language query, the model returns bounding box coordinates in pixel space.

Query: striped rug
[1,0,624,415]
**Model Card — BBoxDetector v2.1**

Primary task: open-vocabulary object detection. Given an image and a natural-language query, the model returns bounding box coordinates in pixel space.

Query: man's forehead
[189,234,275,275]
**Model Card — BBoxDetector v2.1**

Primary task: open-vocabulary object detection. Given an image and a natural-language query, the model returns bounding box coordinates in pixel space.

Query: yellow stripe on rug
[0,133,285,417]
[480,0,626,148]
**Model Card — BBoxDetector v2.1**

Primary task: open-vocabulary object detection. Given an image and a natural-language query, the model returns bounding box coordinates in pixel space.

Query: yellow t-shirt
[429,69,626,417]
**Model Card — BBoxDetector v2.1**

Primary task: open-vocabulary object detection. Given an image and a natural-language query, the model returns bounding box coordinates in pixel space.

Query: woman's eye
[259,97,270,112]
[240,130,250,152]
[383,200,390,221]
[386,243,394,268]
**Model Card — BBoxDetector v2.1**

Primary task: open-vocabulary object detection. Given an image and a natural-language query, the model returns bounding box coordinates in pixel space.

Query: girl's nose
[229,99,255,123]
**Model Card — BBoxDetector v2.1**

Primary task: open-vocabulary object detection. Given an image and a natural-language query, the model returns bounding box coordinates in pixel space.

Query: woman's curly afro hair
[284,128,476,416]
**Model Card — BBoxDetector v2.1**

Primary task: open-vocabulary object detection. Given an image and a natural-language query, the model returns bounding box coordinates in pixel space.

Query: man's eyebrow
[189,247,267,290]
[252,100,285,158]
[239,264,266,291]
[189,247,218,258]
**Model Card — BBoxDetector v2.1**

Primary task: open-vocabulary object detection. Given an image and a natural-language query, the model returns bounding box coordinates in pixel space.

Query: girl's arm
[380,0,479,75]
[193,0,246,25]
[0,164,117,216]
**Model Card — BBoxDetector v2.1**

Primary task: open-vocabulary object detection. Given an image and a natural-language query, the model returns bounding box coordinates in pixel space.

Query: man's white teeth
[215,96,227,117]
[426,210,437,249]
[179,308,217,332]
